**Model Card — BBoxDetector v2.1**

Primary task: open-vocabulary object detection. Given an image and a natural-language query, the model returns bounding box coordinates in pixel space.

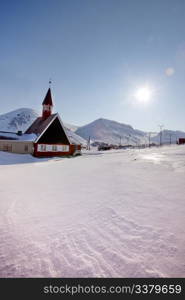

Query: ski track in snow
[0,145,185,277]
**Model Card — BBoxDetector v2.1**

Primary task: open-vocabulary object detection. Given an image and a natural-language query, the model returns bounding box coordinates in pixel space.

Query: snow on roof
[0,131,37,141]
[0,132,18,140]
[65,128,87,146]
[18,133,37,141]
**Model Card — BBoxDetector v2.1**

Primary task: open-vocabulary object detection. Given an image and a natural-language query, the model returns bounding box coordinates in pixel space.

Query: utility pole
[169,133,172,145]
[119,136,122,146]
[87,136,91,150]
[127,134,131,146]
[126,136,129,145]
[148,132,151,147]
[88,136,91,150]
[158,125,164,146]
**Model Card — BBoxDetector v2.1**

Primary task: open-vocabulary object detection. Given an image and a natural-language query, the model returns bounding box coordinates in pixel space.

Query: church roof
[25,113,71,144]
[42,88,53,106]
[25,114,57,136]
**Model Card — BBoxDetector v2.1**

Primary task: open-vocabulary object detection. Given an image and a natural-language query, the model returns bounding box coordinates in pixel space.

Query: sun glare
[134,86,152,103]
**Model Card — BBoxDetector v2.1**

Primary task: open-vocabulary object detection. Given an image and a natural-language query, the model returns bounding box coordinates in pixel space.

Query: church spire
[42,88,53,119]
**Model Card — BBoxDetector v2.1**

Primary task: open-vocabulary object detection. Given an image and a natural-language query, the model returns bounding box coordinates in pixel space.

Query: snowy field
[0,145,185,278]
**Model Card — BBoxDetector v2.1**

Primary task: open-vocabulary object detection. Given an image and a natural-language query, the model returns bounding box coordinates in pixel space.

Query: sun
[134,86,152,103]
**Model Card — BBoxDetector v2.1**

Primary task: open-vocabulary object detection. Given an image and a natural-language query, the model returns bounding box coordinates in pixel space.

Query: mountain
[75,118,146,145]
[0,108,87,146]
[0,108,39,132]
[75,118,185,145]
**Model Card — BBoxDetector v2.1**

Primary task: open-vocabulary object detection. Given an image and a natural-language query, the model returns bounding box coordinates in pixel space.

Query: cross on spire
[49,79,52,88]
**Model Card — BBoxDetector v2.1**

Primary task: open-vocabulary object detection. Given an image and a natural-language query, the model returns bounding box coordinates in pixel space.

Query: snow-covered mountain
[75,118,147,145]
[0,108,87,146]
[75,118,185,145]
[0,108,39,132]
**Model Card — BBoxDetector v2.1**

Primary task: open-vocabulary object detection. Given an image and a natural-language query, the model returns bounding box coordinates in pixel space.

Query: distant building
[0,88,81,157]
[178,138,185,145]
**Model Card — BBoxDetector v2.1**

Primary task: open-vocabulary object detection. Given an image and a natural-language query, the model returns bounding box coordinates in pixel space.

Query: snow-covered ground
[0,145,185,277]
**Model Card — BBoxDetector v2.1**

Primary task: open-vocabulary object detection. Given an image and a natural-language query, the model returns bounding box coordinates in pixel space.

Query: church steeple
[42,88,53,120]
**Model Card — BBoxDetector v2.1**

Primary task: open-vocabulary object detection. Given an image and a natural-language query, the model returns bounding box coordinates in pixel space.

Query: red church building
[0,88,82,157]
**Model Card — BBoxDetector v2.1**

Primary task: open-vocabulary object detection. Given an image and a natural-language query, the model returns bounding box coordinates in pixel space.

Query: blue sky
[0,0,185,131]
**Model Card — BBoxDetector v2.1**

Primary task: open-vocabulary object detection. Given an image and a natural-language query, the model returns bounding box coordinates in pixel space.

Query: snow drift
[0,145,185,277]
